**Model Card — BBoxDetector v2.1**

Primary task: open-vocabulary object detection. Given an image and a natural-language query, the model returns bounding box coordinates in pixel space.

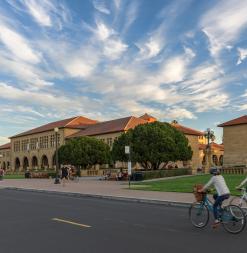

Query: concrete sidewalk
[0,178,195,206]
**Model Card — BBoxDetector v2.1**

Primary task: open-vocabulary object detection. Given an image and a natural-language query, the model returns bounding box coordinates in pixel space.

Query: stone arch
[41,155,49,169]
[15,158,21,171]
[212,155,218,166]
[219,155,223,166]
[23,157,29,170]
[32,156,38,170]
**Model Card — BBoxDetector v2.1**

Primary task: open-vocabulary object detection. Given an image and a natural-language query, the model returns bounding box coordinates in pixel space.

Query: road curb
[2,186,191,208]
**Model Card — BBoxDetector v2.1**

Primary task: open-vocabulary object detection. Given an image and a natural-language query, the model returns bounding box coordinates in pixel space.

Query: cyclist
[198,168,230,228]
[236,177,247,189]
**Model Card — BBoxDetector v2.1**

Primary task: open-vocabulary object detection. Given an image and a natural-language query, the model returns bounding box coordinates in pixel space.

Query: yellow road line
[52,218,91,228]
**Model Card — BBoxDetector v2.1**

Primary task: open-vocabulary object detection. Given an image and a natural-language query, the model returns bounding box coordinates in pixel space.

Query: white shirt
[203,175,230,196]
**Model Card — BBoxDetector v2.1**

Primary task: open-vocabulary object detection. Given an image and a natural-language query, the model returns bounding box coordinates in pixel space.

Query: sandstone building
[0,113,213,172]
[218,115,247,167]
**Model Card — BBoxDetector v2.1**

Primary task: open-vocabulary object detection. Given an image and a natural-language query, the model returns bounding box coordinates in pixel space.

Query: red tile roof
[0,142,11,150]
[199,142,224,151]
[171,123,204,136]
[10,116,98,138]
[67,116,148,138]
[218,115,247,127]
[139,113,157,122]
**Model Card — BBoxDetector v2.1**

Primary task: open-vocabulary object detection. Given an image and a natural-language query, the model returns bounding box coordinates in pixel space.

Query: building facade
[218,115,247,167]
[0,143,11,170]
[0,113,213,172]
[6,116,98,171]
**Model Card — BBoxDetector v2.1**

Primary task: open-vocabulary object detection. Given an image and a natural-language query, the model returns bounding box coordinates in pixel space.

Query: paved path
[0,178,195,205]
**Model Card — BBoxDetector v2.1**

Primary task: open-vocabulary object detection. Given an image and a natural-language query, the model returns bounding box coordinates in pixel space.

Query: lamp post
[204,128,215,173]
[125,146,131,188]
[54,127,60,184]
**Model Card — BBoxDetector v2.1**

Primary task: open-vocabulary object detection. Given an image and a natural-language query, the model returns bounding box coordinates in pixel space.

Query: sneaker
[212,220,220,229]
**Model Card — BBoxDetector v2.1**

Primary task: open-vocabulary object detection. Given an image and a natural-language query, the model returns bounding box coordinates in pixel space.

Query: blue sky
[0,0,247,144]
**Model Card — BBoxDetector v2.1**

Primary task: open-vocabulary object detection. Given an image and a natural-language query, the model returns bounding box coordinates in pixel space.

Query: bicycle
[189,191,246,234]
[230,187,247,215]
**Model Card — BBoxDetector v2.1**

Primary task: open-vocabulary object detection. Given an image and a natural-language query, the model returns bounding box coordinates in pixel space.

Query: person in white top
[236,177,247,189]
[198,168,230,227]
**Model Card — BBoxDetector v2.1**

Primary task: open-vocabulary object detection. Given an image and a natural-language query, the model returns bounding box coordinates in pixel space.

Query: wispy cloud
[7,0,70,29]
[0,23,41,63]
[136,25,165,60]
[92,0,111,15]
[0,136,10,145]
[237,48,247,65]
[200,0,247,56]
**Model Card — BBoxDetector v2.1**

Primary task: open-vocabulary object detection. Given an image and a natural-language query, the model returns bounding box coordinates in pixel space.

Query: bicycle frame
[239,188,247,202]
[200,195,232,222]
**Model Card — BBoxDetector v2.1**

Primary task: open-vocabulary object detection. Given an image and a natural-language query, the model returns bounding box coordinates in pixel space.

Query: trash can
[25,171,31,178]
[133,172,143,181]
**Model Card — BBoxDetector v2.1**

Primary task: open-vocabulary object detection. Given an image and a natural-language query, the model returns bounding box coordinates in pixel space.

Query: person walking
[61,166,69,186]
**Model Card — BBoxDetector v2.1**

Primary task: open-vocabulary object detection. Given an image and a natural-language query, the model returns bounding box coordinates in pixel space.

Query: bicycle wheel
[189,202,209,228]
[221,205,246,234]
[230,196,247,215]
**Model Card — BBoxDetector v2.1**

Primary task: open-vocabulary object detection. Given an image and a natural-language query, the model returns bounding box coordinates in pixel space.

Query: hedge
[138,168,191,180]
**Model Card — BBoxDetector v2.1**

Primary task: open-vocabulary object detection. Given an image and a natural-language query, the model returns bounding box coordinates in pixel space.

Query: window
[30,138,38,150]
[107,138,113,147]
[50,134,60,148]
[50,134,55,148]
[21,139,29,151]
[40,136,49,149]
[14,141,20,152]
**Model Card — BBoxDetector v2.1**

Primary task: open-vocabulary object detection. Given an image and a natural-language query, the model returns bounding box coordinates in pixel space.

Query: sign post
[125,146,131,188]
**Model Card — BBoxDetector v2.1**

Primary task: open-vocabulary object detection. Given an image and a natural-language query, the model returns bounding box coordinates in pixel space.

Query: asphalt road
[0,189,245,253]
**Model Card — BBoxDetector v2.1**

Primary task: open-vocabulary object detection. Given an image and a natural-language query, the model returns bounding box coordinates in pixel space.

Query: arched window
[23,157,29,170]
[219,155,223,166]
[212,155,218,166]
[41,155,49,169]
[32,156,38,169]
[15,158,21,171]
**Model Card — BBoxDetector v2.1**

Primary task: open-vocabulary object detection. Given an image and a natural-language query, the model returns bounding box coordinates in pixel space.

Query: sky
[0,0,247,145]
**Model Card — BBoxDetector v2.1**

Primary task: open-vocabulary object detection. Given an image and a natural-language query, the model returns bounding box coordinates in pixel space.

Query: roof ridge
[65,116,80,126]
[123,116,136,131]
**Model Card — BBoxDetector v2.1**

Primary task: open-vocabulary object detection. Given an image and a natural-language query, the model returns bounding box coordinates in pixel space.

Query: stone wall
[223,124,247,167]
[186,134,200,173]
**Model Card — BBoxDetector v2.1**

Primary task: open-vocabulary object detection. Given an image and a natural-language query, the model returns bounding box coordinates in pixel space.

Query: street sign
[125,146,130,154]
[128,161,132,175]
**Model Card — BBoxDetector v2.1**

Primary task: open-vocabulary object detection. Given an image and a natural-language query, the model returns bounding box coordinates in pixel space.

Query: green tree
[58,137,111,169]
[112,122,193,170]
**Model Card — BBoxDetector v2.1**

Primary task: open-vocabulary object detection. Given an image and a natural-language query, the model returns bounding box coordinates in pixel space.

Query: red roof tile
[171,122,204,136]
[67,116,148,138]
[10,116,98,138]
[0,142,11,150]
[139,113,157,122]
[199,142,224,151]
[218,115,247,127]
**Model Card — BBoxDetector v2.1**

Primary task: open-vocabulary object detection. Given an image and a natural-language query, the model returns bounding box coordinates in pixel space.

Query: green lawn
[3,174,25,179]
[131,174,246,196]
